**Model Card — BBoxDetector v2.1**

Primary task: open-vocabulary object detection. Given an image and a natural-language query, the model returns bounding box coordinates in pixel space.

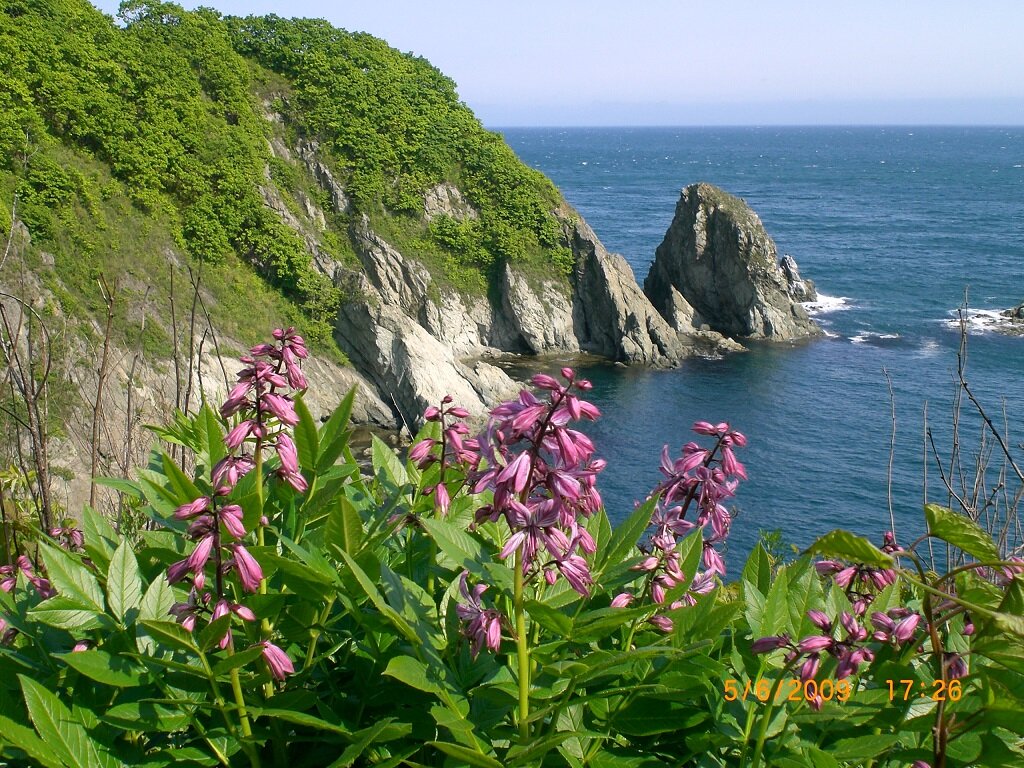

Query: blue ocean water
[499,126,1024,568]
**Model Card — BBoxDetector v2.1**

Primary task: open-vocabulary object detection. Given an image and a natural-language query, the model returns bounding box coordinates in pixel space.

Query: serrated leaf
[198,403,227,471]
[107,541,143,624]
[197,613,233,652]
[140,620,200,654]
[0,712,67,768]
[58,649,147,687]
[742,543,773,596]
[29,596,110,631]
[38,544,105,613]
[925,503,1001,563]
[761,569,789,637]
[19,675,118,768]
[805,530,893,568]
[525,599,573,637]
[338,550,417,643]
[139,575,174,622]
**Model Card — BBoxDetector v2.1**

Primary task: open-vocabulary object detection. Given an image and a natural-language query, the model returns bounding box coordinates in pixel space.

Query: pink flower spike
[648,615,674,633]
[233,544,263,593]
[261,641,295,681]
[276,433,300,475]
[893,614,920,643]
[174,497,211,520]
[751,635,790,654]
[423,406,442,422]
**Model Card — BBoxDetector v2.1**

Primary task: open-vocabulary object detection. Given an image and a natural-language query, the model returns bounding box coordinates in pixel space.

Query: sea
[498,126,1024,571]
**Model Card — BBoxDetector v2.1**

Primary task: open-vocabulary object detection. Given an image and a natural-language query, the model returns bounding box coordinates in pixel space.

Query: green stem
[227,657,261,768]
[747,662,796,768]
[514,549,530,742]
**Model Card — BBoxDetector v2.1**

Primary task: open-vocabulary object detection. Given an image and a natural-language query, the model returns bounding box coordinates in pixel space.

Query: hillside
[1,0,730,511]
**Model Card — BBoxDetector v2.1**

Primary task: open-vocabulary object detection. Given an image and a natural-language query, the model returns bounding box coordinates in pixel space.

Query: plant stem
[747,662,796,768]
[514,548,530,742]
[229,663,261,768]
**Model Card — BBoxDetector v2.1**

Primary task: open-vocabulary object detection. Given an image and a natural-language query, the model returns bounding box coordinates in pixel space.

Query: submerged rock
[645,182,822,341]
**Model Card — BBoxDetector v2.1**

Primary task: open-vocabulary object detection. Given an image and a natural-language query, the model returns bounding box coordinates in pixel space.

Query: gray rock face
[645,183,821,340]
[501,265,579,354]
[1002,302,1024,321]
[423,182,478,222]
[780,254,817,303]
[566,212,738,363]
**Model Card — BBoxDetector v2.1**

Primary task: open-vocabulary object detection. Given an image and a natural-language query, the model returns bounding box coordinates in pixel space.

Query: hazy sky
[91,1,1024,126]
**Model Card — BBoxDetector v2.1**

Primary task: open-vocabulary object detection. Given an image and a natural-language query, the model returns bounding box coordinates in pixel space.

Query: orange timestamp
[886,678,964,701]
[722,678,853,704]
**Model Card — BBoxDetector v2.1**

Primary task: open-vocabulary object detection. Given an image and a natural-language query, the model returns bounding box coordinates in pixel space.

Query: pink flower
[72,640,92,652]
[174,497,212,520]
[751,635,791,654]
[260,641,294,680]
[408,438,436,466]
[232,544,263,593]
[261,392,299,426]
[648,615,674,633]
[212,599,232,649]
[456,572,504,658]
[220,504,246,540]
[892,614,920,643]
[610,592,634,608]
[797,635,834,654]
[800,654,820,682]
[807,610,832,632]
[186,536,214,574]
[276,433,299,474]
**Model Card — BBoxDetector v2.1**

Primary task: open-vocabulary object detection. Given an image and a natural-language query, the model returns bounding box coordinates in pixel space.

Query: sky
[90,1,1024,126]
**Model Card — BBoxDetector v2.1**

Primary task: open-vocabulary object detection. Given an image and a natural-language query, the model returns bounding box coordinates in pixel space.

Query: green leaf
[0,712,67,768]
[139,620,200,654]
[197,613,233,652]
[383,656,443,695]
[525,599,573,636]
[742,543,773,596]
[197,403,227,471]
[57,650,147,687]
[329,719,404,768]
[317,387,356,473]
[761,563,790,637]
[829,733,904,760]
[80,506,120,572]
[212,644,265,677]
[38,544,105,613]
[428,741,503,768]
[294,395,320,473]
[19,675,118,768]
[251,707,351,737]
[420,516,490,575]
[924,503,1002,562]
[371,433,408,486]
[338,550,418,643]
[139,574,174,622]
[506,732,575,766]
[29,596,110,631]
[325,495,364,555]
[101,701,191,733]
[107,541,143,624]
[597,494,657,576]
[160,452,204,504]
[805,530,893,568]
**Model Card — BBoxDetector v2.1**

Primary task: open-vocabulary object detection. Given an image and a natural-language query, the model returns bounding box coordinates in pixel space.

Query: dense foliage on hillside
[0,0,573,347]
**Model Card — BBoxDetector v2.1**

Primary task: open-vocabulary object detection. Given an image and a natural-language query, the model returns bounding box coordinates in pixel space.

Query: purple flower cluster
[1,555,56,644]
[48,522,84,551]
[164,327,307,679]
[220,326,309,493]
[471,368,603,597]
[408,396,477,515]
[456,571,504,657]
[610,421,747,633]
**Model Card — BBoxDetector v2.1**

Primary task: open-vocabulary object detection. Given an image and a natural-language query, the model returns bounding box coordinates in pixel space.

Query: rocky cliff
[645,183,821,341]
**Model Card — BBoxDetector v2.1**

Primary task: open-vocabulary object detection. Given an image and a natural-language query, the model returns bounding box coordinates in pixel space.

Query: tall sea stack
[645,182,821,340]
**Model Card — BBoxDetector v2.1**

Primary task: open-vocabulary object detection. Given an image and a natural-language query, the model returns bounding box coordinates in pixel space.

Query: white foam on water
[802,294,852,315]
[942,308,1019,335]
[849,332,901,344]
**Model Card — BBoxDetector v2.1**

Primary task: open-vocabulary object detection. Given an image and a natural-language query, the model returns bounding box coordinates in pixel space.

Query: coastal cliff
[645,183,821,341]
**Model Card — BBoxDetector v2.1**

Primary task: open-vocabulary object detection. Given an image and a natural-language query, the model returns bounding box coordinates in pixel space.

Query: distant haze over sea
[500,126,1024,568]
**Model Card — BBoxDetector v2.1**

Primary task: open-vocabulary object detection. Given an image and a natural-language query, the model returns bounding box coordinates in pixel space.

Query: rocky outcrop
[423,183,478,222]
[565,213,739,363]
[780,255,817,303]
[645,183,821,341]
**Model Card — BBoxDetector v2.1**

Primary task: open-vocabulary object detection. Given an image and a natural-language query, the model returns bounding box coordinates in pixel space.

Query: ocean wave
[849,332,901,345]
[802,294,852,315]
[942,308,1023,335]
